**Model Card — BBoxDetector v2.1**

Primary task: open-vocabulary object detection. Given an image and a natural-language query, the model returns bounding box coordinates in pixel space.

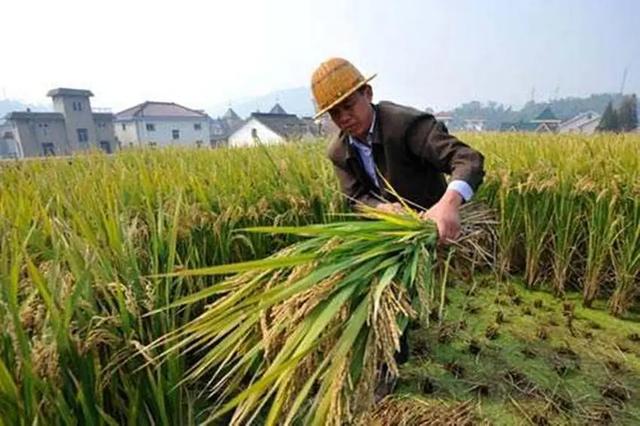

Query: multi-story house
[3,88,116,158]
[115,101,210,147]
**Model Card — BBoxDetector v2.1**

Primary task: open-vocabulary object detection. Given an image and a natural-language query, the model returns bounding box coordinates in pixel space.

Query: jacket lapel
[340,132,378,193]
[371,105,388,192]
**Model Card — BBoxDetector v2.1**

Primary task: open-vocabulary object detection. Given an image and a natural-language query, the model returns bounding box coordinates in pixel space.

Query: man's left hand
[419,190,463,244]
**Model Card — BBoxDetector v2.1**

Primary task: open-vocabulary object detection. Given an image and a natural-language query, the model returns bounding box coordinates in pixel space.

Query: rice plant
[550,186,583,296]
[522,189,553,287]
[583,190,620,307]
[609,196,640,316]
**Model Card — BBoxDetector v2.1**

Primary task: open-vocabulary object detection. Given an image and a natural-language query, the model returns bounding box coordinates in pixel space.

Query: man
[311,58,485,244]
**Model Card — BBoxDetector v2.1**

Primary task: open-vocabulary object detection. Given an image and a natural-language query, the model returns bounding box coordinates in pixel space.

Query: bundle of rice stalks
[150,205,492,425]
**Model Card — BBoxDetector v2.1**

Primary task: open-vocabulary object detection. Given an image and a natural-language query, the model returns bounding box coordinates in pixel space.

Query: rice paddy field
[1,133,639,425]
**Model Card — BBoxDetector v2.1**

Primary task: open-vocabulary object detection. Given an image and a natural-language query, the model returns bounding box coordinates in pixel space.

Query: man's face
[328,86,373,140]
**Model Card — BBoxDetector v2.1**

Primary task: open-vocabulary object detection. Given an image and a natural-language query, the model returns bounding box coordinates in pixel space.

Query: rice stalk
[608,197,640,316]
[550,187,583,296]
[583,190,621,307]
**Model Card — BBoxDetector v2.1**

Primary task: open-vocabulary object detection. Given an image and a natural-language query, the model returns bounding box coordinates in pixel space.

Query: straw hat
[311,58,376,119]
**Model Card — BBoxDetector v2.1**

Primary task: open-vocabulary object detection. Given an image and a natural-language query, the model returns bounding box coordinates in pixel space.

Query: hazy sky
[1,0,638,112]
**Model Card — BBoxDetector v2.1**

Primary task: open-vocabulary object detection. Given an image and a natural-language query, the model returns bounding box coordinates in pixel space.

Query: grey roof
[115,101,208,120]
[269,103,287,114]
[251,113,310,138]
[5,111,65,121]
[222,107,240,121]
[559,111,600,127]
[93,113,115,120]
[47,88,94,97]
[533,106,559,122]
[300,117,321,136]
[210,117,245,141]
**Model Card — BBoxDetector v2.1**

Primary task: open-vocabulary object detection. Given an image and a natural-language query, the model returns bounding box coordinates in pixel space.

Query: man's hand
[420,190,463,244]
[375,202,404,214]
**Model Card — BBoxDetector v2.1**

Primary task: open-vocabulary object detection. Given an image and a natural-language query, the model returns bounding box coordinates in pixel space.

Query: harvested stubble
[356,395,479,425]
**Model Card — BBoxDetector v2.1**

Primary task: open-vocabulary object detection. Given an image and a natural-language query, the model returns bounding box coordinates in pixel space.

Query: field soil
[396,275,640,425]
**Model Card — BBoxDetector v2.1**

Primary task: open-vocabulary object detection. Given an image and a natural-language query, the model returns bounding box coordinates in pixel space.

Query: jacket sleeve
[406,117,485,191]
[330,159,382,210]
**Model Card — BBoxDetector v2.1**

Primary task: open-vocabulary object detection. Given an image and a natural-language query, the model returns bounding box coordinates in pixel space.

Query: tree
[617,94,638,132]
[597,101,620,132]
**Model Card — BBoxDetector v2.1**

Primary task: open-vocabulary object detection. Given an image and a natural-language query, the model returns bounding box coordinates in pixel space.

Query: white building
[557,111,601,135]
[434,111,453,128]
[228,107,315,147]
[0,121,21,159]
[115,101,210,147]
[463,118,486,132]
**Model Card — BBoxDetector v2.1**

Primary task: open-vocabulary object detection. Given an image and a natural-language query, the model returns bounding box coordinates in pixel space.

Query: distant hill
[207,87,315,119]
[447,93,633,130]
[517,93,627,121]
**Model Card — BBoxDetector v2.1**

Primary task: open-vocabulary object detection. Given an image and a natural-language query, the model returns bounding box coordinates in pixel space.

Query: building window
[194,123,202,130]
[121,123,126,131]
[172,129,180,140]
[100,141,111,154]
[72,101,83,111]
[42,143,55,156]
[77,128,89,143]
[146,123,156,131]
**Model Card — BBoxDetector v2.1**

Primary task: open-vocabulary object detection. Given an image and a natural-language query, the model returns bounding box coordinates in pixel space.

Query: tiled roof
[210,117,245,141]
[559,111,600,128]
[115,101,208,120]
[533,106,559,122]
[269,103,287,114]
[47,88,94,97]
[222,108,240,121]
[300,117,321,136]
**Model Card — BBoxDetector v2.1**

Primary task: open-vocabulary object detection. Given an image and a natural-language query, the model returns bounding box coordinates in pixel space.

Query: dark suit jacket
[327,101,485,210]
